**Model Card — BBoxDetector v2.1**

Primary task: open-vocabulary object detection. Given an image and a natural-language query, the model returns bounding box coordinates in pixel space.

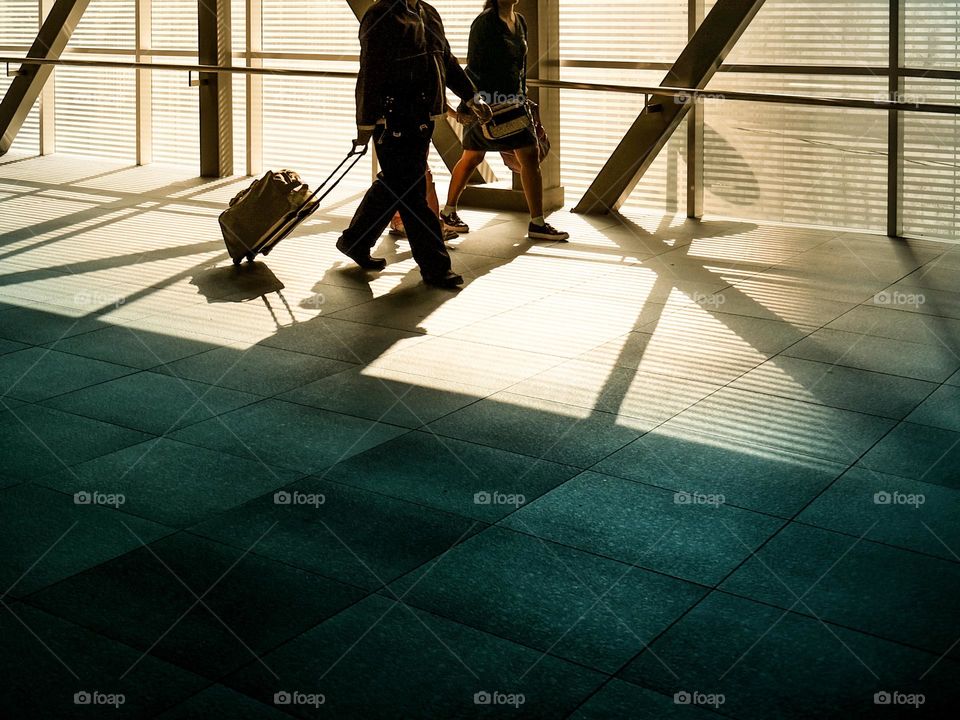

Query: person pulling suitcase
[336,0,492,289]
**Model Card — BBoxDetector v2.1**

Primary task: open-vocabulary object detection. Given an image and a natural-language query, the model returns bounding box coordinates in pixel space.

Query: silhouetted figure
[337,0,492,289]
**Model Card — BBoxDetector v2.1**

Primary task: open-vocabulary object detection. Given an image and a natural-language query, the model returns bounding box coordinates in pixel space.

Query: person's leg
[424,167,439,216]
[384,132,457,283]
[338,129,399,266]
[441,149,485,234]
[444,149,485,209]
[516,143,569,241]
[337,180,397,267]
[515,144,543,219]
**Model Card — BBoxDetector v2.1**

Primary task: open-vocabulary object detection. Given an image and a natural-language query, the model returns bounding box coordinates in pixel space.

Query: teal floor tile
[593,428,845,517]
[190,477,481,589]
[0,396,25,411]
[154,685,290,719]
[279,366,487,429]
[322,431,580,521]
[621,591,960,719]
[45,323,222,370]
[826,304,960,347]
[570,680,717,719]
[784,328,960,383]
[260,316,426,364]
[0,603,209,719]
[167,399,408,474]
[0,404,152,480]
[43,371,261,435]
[730,355,937,420]
[905,384,960,432]
[428,392,642,468]
[0,483,172,598]
[665,387,896,465]
[0,304,111,345]
[0,337,28,356]
[224,594,606,719]
[386,527,707,673]
[858,422,960,487]
[719,523,960,656]
[0,347,135,402]
[798,466,960,561]
[35,438,299,528]
[0,473,22,489]
[160,343,356,397]
[502,472,784,586]
[27,532,367,679]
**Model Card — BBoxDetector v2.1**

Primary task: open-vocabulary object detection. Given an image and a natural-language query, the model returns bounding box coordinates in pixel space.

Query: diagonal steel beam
[573,0,767,214]
[0,0,92,156]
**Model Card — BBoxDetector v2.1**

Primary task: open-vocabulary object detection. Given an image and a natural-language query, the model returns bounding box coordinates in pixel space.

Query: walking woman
[440,0,569,241]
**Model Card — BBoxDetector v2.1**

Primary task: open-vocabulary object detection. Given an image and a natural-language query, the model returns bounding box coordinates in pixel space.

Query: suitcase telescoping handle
[295,143,369,221]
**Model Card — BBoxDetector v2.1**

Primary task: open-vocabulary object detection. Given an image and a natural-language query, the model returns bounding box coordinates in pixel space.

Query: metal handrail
[3,55,959,115]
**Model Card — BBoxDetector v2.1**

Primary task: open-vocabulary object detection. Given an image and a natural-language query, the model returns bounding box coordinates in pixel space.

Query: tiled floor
[1,153,960,718]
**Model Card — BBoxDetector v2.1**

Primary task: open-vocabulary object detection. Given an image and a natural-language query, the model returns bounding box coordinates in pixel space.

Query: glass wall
[0,0,957,241]
[0,0,40,155]
[902,1,960,240]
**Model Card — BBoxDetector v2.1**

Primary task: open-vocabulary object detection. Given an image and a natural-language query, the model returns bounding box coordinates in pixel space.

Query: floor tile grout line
[1,159,960,720]
[567,365,933,699]
[17,516,956,720]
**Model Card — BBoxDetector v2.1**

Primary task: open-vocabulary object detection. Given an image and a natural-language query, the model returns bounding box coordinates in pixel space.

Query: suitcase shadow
[190,263,286,304]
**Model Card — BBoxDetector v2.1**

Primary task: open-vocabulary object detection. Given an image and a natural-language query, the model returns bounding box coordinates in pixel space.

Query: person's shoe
[440,210,469,234]
[442,227,459,243]
[388,225,406,237]
[336,236,387,271]
[527,221,570,242]
[423,270,464,288]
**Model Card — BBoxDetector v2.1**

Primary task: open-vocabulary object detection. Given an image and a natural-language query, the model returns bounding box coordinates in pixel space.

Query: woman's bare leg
[515,145,543,219]
[445,149,486,209]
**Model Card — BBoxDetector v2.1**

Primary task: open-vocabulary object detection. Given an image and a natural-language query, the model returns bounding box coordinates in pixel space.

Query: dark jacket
[466,9,527,103]
[356,0,476,129]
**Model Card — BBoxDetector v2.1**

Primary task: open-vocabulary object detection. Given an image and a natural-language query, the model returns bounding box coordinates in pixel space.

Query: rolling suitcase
[219,143,368,265]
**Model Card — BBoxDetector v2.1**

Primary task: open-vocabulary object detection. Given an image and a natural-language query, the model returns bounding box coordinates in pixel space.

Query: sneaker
[388,225,406,237]
[442,227,459,243]
[527,221,570,242]
[440,210,469,234]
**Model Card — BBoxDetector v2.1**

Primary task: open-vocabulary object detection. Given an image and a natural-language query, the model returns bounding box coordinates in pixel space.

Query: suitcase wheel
[245,252,256,263]
[232,256,242,266]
